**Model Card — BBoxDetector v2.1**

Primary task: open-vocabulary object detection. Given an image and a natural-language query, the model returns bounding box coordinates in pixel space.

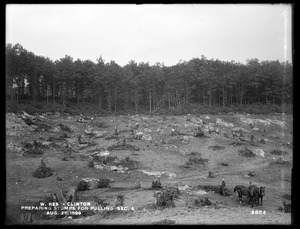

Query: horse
[249,186,265,207]
[234,185,246,201]
[237,187,257,205]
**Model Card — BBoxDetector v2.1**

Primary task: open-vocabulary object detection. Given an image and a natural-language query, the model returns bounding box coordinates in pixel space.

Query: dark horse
[237,187,257,205]
[249,186,266,207]
[234,185,246,202]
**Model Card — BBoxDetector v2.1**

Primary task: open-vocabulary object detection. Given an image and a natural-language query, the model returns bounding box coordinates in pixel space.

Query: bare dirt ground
[6,112,293,225]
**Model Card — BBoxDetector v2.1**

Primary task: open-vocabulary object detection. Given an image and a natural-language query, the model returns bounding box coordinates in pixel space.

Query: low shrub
[32,160,53,178]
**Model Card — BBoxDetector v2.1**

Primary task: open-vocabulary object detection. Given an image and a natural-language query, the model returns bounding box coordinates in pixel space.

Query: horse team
[234,184,266,207]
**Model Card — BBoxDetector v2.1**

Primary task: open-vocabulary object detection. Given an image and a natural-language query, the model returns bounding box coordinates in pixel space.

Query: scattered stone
[191,189,209,196]
[107,144,140,151]
[58,123,77,132]
[253,149,266,157]
[197,185,220,193]
[77,178,103,191]
[178,185,191,191]
[56,177,63,181]
[216,118,234,127]
[248,170,255,176]
[7,142,23,153]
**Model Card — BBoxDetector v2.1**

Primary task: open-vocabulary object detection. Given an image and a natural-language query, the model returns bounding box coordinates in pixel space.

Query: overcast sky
[6,4,292,66]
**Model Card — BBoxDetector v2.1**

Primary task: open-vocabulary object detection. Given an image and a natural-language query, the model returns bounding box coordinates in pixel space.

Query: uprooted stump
[208,145,225,151]
[98,178,111,188]
[195,197,212,207]
[114,195,124,207]
[77,180,90,191]
[208,171,215,178]
[229,141,246,146]
[22,140,44,156]
[248,170,255,176]
[117,156,138,170]
[152,179,162,189]
[270,150,289,155]
[154,187,180,209]
[32,160,53,178]
[276,157,289,164]
[189,156,209,166]
[82,196,109,217]
[278,200,291,213]
[107,144,140,151]
[92,155,117,165]
[238,147,256,157]
[77,178,111,191]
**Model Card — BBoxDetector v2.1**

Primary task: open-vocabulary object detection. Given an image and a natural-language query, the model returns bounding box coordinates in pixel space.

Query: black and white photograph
[5,4,293,225]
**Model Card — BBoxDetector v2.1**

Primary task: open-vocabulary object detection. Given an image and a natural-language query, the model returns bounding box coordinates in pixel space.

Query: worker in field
[250,134,254,143]
[195,125,204,137]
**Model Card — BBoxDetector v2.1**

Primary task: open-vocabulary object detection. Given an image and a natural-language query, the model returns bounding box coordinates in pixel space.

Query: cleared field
[6,112,293,225]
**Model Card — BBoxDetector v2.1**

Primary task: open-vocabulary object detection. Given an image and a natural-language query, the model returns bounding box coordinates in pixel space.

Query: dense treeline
[6,43,293,114]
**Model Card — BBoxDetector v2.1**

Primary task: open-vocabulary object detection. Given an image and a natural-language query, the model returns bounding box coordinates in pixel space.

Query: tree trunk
[16,89,18,104]
[98,93,102,109]
[107,93,111,113]
[53,85,55,104]
[149,90,152,113]
[77,82,80,104]
[202,89,205,106]
[239,87,243,106]
[46,85,49,103]
[33,82,36,103]
[114,86,117,114]
[62,83,66,109]
[208,89,212,107]
[134,89,138,113]
[168,91,171,109]
[222,87,226,107]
